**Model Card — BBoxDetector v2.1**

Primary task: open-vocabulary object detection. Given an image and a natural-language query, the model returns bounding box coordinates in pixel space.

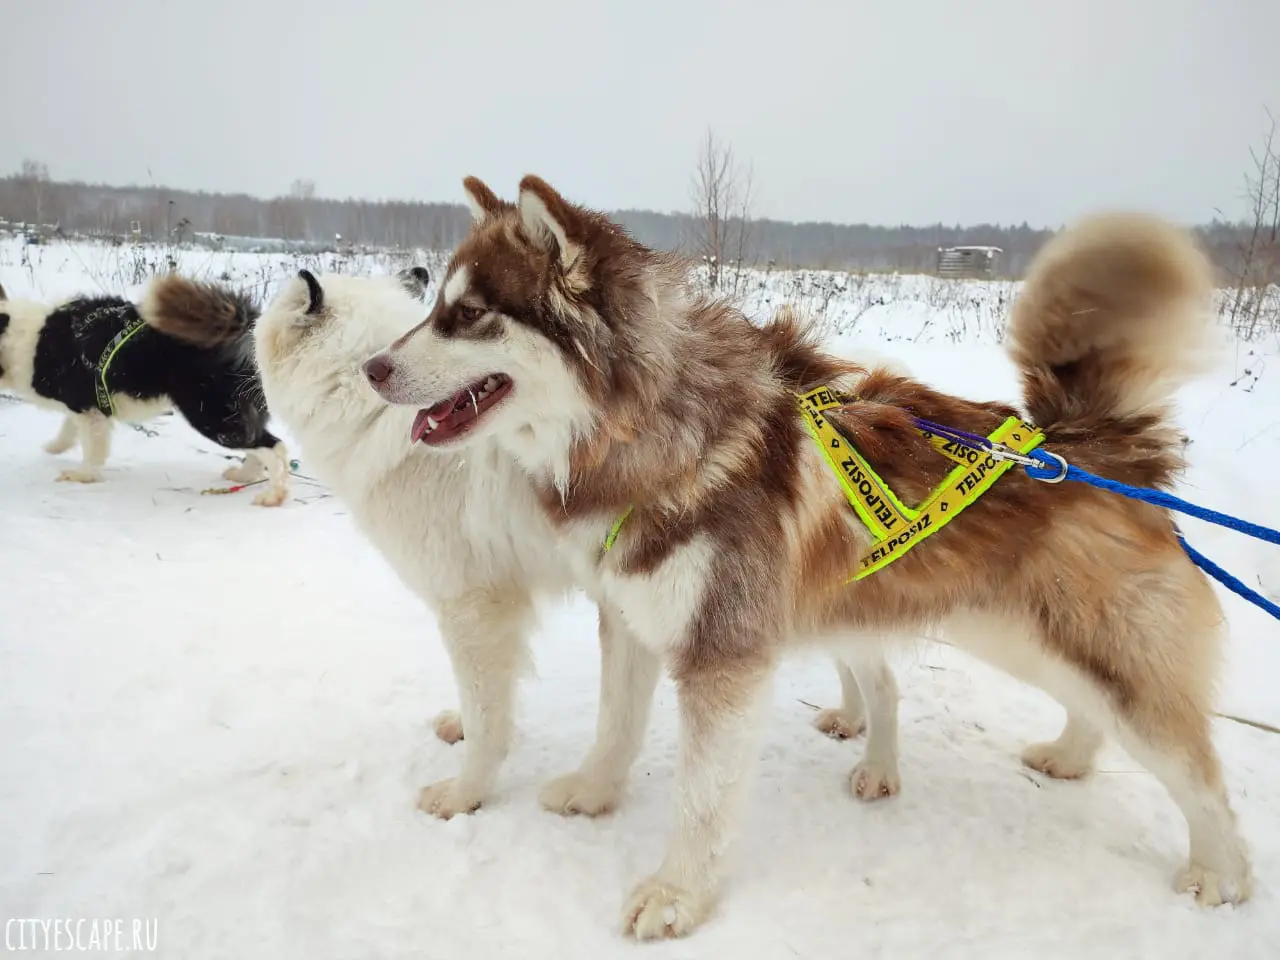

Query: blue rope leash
[1020,448,1280,546]
[1177,535,1280,620]
[912,417,1280,621]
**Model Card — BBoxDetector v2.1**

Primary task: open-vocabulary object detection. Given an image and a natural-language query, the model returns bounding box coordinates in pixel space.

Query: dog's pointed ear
[517,175,581,271]
[396,265,431,301]
[298,269,323,315]
[462,176,506,225]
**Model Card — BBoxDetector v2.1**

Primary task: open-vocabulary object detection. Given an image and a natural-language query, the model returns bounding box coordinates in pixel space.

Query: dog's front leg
[249,439,291,507]
[812,658,868,739]
[419,589,534,819]
[623,654,774,940]
[43,414,79,455]
[540,603,661,816]
[56,412,112,483]
[843,650,901,800]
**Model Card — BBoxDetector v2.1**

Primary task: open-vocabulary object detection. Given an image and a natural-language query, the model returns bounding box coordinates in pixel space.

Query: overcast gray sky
[5,0,1277,227]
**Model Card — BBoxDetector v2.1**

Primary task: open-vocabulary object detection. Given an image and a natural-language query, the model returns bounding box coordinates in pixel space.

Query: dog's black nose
[364,354,394,384]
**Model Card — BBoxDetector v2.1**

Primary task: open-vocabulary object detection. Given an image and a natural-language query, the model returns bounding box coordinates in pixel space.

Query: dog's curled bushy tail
[139,274,259,348]
[1008,212,1217,429]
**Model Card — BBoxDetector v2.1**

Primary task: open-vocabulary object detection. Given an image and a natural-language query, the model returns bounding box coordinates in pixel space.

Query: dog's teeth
[485,377,499,391]
[426,416,438,431]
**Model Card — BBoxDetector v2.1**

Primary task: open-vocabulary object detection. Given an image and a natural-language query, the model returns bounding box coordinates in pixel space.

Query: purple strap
[912,417,994,451]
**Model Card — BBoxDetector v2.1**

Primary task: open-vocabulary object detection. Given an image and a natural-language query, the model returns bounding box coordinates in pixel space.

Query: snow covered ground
[1,239,1279,958]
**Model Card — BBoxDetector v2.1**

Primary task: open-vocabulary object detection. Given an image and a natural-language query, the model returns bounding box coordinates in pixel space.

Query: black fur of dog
[0,274,291,505]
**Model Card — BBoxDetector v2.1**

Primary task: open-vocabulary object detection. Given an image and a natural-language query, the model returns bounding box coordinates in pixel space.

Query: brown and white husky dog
[362,174,1249,939]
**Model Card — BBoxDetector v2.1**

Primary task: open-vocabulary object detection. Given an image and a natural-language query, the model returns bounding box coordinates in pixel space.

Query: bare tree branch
[17,158,50,230]
[1225,108,1280,338]
[689,128,756,294]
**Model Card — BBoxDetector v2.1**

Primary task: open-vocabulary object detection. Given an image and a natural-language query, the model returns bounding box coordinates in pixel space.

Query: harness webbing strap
[93,312,148,416]
[797,386,913,539]
[600,385,1044,585]
[798,385,1043,581]
[849,413,1044,581]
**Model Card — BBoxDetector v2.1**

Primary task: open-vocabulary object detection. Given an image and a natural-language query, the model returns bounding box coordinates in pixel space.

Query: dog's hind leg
[540,604,661,816]
[1030,675,1246,905]
[951,577,1251,908]
[43,414,79,455]
[56,412,111,483]
[418,587,534,819]
[812,659,868,740]
[1111,695,1250,906]
[1070,575,1248,906]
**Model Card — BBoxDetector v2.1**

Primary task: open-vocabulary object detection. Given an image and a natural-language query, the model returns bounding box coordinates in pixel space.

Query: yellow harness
[601,384,1044,583]
[92,306,150,416]
[796,386,1043,581]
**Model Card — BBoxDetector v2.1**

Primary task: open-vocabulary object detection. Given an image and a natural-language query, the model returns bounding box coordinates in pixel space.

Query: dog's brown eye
[458,304,486,324]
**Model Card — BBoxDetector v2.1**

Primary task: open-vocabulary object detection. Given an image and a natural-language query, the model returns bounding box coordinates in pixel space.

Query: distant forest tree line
[0,160,1272,282]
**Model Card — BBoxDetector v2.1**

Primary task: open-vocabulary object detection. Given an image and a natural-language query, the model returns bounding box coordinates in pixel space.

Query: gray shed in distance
[935,245,1002,279]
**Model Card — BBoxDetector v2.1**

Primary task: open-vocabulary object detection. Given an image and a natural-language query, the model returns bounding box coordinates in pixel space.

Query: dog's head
[362,176,670,464]
[254,266,433,442]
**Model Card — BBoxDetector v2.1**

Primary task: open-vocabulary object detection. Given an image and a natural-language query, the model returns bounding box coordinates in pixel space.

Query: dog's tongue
[410,396,457,443]
[410,392,470,443]
[425,395,457,419]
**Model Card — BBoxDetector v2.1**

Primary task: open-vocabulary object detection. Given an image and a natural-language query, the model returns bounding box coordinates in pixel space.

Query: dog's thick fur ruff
[0,275,289,505]
[253,265,666,818]
[368,176,1250,939]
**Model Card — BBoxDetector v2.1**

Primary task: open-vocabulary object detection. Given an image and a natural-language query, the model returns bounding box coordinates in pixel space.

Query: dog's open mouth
[410,374,513,445]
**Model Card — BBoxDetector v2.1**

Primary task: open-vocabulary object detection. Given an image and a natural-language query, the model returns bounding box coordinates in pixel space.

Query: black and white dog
[0,274,290,505]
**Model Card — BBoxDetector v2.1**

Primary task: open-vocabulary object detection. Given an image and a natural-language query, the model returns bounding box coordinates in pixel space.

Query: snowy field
[2,238,1279,958]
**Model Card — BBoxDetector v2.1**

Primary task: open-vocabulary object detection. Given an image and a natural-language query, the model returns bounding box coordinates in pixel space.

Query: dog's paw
[850,758,900,801]
[56,468,102,484]
[1021,741,1094,780]
[1175,861,1252,907]
[539,770,622,817]
[252,486,288,507]
[417,778,481,820]
[432,710,464,744]
[222,461,263,483]
[813,707,865,740]
[622,876,714,940]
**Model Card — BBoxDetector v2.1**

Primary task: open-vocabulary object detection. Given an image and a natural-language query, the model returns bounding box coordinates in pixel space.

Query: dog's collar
[600,504,633,556]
